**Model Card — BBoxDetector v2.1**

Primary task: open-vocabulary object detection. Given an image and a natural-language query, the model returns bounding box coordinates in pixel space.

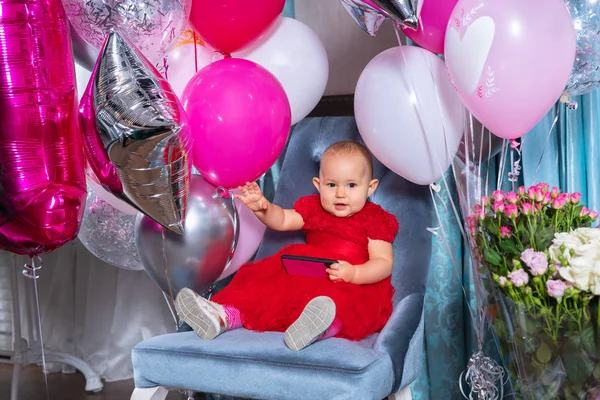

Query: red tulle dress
[211,194,399,340]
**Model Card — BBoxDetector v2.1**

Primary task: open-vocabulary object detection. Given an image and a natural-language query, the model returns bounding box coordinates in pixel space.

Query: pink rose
[492,190,504,202]
[546,280,567,298]
[505,191,519,204]
[481,196,489,206]
[571,192,582,204]
[527,186,538,200]
[509,269,529,287]
[551,187,560,199]
[492,201,505,213]
[520,249,548,276]
[552,195,567,210]
[504,204,518,219]
[581,207,590,217]
[590,210,599,220]
[536,183,550,193]
[518,186,526,196]
[521,202,534,216]
[542,192,552,205]
[500,226,512,238]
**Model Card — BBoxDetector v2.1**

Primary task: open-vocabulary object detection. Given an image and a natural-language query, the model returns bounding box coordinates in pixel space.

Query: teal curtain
[282,0,294,18]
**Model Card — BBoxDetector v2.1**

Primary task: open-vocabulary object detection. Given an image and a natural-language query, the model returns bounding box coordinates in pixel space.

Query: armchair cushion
[132,330,394,400]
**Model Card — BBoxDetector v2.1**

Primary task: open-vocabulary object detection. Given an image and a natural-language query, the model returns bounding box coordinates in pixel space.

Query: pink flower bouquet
[469,183,600,399]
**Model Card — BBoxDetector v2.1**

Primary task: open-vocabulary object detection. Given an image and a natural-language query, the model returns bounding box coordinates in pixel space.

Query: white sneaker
[175,288,228,340]
[284,296,336,351]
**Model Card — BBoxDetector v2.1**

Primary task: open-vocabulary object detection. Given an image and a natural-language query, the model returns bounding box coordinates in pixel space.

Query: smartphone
[281,255,337,278]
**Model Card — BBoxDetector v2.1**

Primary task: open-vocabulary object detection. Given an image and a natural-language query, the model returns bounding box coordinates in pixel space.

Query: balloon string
[429,187,479,342]
[161,228,177,326]
[193,32,199,73]
[507,139,522,191]
[532,103,560,184]
[23,257,50,400]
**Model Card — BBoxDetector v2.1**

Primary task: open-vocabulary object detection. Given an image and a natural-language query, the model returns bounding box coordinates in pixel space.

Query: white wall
[295,0,400,96]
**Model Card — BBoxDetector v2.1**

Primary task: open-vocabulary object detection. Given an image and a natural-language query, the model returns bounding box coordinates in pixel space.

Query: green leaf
[581,325,596,354]
[562,336,594,385]
[535,225,556,250]
[484,247,502,266]
[487,220,500,236]
[499,239,521,256]
[536,342,552,363]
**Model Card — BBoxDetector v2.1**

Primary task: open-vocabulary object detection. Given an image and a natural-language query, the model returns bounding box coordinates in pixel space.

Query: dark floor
[0,364,205,400]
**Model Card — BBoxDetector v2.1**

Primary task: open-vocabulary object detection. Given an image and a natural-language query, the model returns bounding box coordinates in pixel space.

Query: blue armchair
[130,117,433,400]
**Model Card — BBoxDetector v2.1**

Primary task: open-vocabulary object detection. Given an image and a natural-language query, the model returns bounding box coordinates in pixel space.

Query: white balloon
[354,46,465,185]
[167,30,217,99]
[237,17,329,125]
[167,18,329,125]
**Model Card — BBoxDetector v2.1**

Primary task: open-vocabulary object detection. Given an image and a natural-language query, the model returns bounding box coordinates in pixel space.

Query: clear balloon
[78,180,144,271]
[181,58,291,189]
[444,0,576,139]
[354,46,465,185]
[189,0,285,54]
[0,0,86,256]
[339,0,387,36]
[79,31,191,234]
[70,23,99,72]
[135,175,239,297]
[62,0,191,67]
[565,0,600,96]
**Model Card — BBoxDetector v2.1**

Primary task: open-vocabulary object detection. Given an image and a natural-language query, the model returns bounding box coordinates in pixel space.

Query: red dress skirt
[212,195,399,340]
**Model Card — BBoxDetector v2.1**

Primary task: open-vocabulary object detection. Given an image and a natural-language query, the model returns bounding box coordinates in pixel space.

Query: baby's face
[313,152,378,217]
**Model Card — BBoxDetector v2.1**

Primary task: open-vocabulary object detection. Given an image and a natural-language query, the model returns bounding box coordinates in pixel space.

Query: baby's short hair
[322,140,373,178]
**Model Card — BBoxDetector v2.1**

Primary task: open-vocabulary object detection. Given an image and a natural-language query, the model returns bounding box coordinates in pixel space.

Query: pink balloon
[444,0,576,140]
[0,0,86,256]
[217,191,267,281]
[181,58,291,188]
[189,0,285,55]
[402,0,458,54]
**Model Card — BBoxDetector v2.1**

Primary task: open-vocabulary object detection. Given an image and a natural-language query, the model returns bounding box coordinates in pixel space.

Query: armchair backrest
[256,117,433,306]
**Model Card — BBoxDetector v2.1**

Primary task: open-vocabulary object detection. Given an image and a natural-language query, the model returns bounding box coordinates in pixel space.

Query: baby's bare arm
[255,201,304,231]
[329,239,393,284]
[352,239,394,284]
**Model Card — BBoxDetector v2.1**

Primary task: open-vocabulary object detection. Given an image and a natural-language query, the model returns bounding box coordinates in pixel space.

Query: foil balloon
[135,175,239,297]
[70,23,99,72]
[62,0,191,67]
[339,0,387,36]
[0,0,87,256]
[79,30,191,234]
[370,0,422,30]
[78,178,144,271]
[565,0,600,96]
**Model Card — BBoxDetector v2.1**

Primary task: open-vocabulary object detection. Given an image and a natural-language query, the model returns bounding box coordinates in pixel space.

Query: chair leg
[387,385,412,400]
[130,386,169,400]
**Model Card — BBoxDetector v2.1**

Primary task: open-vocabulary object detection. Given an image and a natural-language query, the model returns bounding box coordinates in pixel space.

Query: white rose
[553,232,585,249]
[561,256,594,291]
[590,270,600,295]
[574,227,600,243]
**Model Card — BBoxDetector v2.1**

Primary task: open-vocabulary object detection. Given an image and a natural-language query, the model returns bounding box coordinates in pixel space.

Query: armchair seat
[133,330,394,400]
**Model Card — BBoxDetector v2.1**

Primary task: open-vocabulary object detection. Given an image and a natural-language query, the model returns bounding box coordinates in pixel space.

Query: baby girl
[175,140,398,350]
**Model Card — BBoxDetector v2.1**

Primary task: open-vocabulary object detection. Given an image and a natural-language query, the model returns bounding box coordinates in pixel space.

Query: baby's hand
[327,261,356,283]
[234,182,268,212]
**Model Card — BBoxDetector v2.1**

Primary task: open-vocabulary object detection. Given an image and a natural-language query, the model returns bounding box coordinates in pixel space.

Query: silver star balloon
[80,30,190,234]
[372,0,421,30]
[340,0,386,36]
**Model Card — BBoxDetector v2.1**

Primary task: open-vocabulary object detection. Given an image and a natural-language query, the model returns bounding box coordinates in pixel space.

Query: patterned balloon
[565,0,600,96]
[0,0,86,256]
[78,179,144,271]
[62,0,191,67]
[79,30,191,234]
